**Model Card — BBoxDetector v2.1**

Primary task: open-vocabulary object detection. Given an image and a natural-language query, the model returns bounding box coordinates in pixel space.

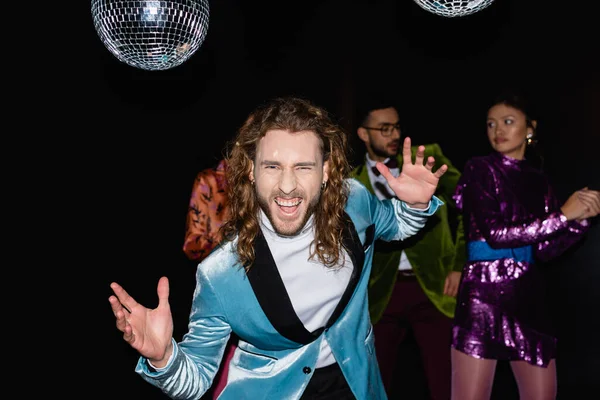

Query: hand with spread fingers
[108,276,174,368]
[374,137,448,209]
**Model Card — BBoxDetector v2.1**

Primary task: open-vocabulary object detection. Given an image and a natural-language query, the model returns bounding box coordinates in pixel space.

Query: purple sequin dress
[451,152,589,367]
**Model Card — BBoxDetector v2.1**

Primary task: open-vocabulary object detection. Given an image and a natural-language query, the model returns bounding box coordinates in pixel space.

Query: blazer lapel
[247,230,316,344]
[325,213,366,327]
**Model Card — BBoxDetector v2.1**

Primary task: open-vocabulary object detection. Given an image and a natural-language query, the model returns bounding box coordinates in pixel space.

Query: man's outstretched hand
[375,137,447,209]
[108,276,174,368]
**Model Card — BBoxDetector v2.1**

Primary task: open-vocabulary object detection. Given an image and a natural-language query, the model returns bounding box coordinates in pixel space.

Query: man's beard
[256,188,321,237]
[373,140,399,159]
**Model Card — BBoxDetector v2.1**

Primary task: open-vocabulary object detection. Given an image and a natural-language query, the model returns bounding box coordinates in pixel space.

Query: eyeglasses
[361,123,401,137]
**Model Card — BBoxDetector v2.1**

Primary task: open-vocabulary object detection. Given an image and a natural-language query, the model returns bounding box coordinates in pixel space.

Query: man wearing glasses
[350,99,465,400]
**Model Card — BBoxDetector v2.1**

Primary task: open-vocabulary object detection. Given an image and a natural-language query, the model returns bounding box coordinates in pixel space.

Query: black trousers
[300,362,356,400]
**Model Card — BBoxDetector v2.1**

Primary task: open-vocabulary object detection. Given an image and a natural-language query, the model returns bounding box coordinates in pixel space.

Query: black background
[57,0,599,398]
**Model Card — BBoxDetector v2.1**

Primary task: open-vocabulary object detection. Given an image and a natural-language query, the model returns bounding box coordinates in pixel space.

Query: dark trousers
[373,275,452,400]
[300,362,356,400]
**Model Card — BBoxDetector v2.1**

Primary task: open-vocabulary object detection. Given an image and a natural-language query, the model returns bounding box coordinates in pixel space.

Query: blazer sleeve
[347,179,442,242]
[183,160,230,262]
[135,267,231,399]
[534,179,589,262]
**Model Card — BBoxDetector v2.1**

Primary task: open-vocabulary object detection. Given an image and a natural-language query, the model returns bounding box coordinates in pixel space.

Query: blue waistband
[467,241,534,263]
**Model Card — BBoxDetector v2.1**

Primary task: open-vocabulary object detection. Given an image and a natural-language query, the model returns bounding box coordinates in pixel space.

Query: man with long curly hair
[109,96,448,400]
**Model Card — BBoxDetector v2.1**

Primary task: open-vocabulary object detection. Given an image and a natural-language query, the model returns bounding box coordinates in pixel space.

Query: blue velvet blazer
[135,179,441,400]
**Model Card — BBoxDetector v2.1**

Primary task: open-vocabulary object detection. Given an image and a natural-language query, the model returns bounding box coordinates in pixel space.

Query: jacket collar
[246,212,365,344]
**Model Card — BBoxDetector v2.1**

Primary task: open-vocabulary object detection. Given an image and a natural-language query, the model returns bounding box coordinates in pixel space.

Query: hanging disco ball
[91,0,210,70]
[412,0,495,18]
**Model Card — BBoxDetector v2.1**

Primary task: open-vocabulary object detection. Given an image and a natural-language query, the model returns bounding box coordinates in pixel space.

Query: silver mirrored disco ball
[91,0,210,70]
[413,0,494,18]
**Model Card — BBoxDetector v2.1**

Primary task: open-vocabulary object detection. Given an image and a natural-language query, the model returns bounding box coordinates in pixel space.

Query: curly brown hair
[220,96,352,271]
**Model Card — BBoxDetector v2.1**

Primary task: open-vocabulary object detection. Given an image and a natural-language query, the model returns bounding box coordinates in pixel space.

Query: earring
[321,181,326,190]
[526,133,534,145]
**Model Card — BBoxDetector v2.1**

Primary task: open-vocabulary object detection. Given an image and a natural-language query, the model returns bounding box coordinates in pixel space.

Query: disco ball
[91,0,210,70]
[413,0,495,18]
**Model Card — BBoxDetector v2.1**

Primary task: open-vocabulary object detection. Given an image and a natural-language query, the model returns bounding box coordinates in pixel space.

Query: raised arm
[535,185,595,261]
[375,137,447,209]
[130,271,231,399]
[456,158,588,250]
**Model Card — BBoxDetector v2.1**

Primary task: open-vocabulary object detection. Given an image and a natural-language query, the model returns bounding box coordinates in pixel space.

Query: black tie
[371,158,398,176]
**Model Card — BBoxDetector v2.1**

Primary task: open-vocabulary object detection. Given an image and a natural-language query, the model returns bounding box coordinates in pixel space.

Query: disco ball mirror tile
[413,0,495,17]
[91,0,210,70]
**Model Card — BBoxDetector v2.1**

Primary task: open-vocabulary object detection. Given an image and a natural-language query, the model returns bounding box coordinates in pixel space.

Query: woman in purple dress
[450,90,600,399]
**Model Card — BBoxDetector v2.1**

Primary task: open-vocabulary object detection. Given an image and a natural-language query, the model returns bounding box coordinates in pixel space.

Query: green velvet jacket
[350,143,466,322]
